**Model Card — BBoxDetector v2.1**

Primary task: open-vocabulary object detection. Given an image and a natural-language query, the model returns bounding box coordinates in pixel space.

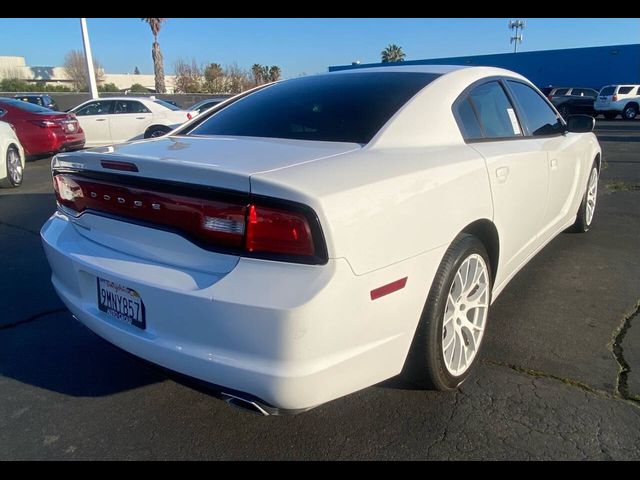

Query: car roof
[329,64,468,75]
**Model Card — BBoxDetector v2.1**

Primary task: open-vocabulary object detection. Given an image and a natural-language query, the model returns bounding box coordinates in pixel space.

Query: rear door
[596,85,616,110]
[110,100,153,143]
[73,100,115,146]
[505,80,585,240]
[455,79,549,284]
[568,88,598,114]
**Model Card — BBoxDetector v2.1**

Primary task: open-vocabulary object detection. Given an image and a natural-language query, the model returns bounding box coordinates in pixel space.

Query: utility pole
[509,20,525,53]
[80,18,99,99]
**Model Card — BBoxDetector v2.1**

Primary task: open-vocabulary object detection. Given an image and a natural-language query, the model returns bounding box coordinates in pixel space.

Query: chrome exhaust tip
[222,393,271,416]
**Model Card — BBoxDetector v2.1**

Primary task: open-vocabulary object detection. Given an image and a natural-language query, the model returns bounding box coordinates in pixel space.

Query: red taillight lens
[187,113,193,120]
[29,119,57,128]
[612,95,618,102]
[245,204,314,256]
[53,174,246,248]
[53,174,321,262]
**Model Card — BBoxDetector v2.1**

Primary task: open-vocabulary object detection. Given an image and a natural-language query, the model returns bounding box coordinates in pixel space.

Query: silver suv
[594,85,640,120]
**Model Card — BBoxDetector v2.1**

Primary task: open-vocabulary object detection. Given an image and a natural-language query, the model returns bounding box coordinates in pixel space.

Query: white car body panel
[0,121,25,183]
[41,66,601,411]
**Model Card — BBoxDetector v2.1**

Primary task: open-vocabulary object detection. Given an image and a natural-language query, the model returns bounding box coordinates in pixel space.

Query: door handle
[135,117,146,120]
[495,166,510,183]
[96,118,106,122]
[550,158,558,169]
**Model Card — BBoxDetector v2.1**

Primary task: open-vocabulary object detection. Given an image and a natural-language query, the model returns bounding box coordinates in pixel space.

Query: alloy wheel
[442,253,489,376]
[585,167,598,226]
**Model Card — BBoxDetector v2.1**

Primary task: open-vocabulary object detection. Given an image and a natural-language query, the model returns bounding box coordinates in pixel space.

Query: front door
[73,100,115,147]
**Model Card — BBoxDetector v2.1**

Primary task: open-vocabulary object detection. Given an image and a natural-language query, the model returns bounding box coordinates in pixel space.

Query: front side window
[186,72,441,144]
[115,100,151,114]
[507,81,563,137]
[571,88,598,97]
[465,81,522,139]
[75,100,114,116]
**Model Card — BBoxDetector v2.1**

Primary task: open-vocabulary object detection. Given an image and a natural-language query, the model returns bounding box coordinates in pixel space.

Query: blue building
[329,44,640,90]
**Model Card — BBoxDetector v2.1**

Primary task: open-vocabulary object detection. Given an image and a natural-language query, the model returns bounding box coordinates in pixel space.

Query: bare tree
[224,63,252,94]
[141,18,167,93]
[63,49,105,91]
[173,58,202,93]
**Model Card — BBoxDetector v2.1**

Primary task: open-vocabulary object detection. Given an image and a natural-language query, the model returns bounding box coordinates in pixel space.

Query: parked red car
[0,98,85,156]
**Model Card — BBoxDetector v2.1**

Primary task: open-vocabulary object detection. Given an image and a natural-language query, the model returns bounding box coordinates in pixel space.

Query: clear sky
[0,18,638,78]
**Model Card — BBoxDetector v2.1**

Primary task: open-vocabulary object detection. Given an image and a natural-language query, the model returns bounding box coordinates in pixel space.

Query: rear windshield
[185,72,441,144]
[600,87,616,96]
[154,99,180,111]
[0,98,53,113]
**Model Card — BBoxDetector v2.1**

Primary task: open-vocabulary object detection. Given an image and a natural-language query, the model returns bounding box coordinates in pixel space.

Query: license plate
[97,278,146,329]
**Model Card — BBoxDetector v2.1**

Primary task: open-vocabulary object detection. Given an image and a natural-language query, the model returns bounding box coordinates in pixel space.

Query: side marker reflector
[370,277,408,301]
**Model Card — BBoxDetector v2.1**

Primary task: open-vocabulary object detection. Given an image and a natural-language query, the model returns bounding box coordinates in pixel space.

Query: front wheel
[402,234,492,390]
[570,163,599,233]
[1,146,23,188]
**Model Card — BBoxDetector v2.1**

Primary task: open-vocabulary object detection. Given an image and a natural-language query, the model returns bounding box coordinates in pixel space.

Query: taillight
[246,204,314,256]
[187,112,193,120]
[53,173,323,263]
[612,95,618,102]
[29,119,58,128]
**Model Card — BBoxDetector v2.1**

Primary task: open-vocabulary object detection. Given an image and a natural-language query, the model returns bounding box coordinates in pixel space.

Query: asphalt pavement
[1,120,639,460]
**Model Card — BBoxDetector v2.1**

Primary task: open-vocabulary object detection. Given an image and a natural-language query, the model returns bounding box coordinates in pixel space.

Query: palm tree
[381,44,406,63]
[251,64,264,85]
[141,18,167,93]
[268,65,281,82]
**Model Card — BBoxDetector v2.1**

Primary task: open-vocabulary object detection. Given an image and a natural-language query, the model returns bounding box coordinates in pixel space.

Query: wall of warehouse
[329,44,640,90]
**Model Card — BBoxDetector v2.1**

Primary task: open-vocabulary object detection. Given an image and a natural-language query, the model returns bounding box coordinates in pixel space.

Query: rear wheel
[570,162,599,233]
[603,112,617,120]
[1,146,23,188]
[623,104,638,120]
[144,125,171,139]
[403,234,491,390]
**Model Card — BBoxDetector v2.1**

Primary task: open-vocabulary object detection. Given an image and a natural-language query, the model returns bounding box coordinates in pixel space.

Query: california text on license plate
[97,277,146,329]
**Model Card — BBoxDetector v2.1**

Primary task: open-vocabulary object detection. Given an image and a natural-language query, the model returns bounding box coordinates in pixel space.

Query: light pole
[80,18,99,99]
[509,19,525,53]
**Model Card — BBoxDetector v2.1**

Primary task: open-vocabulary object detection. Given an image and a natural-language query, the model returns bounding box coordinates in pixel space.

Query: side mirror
[566,114,595,133]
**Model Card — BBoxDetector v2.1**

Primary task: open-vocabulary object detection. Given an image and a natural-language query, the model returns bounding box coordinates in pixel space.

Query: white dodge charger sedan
[41,66,601,414]
[69,97,197,147]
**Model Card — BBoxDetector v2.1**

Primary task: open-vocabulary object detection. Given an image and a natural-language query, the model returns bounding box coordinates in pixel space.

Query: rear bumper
[26,130,85,155]
[41,212,443,410]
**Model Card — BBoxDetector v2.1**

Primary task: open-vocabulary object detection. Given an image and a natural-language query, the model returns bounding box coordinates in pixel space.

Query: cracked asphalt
[1,120,639,460]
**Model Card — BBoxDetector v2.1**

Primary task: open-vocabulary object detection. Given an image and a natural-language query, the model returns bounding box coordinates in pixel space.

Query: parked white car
[69,97,197,147]
[42,66,601,414]
[594,84,640,120]
[0,120,25,187]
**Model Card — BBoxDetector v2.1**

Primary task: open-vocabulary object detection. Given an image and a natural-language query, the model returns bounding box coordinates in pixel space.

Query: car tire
[603,112,617,120]
[144,126,171,139]
[402,234,492,391]
[1,146,23,188]
[570,161,599,233]
[622,104,638,120]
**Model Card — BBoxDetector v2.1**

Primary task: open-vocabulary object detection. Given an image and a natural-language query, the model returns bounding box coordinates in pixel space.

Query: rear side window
[454,98,483,140]
[507,81,563,136]
[571,88,597,97]
[115,100,151,114]
[553,88,570,96]
[186,72,441,144]
[618,86,634,94]
[465,81,522,139]
[600,86,616,96]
